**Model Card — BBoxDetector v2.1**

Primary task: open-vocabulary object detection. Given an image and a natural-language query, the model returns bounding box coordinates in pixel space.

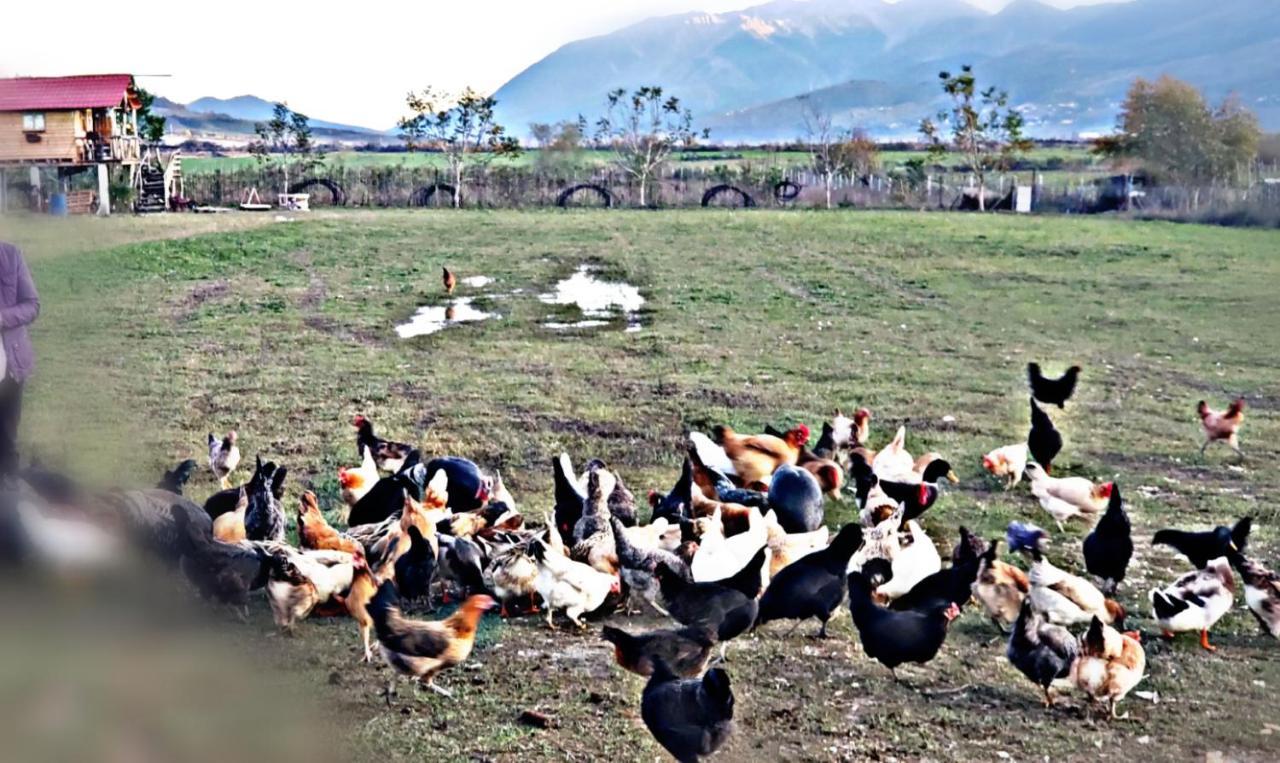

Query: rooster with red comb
[712,422,811,488]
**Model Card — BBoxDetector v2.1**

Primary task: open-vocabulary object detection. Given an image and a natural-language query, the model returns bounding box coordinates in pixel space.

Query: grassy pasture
[6,208,1279,761]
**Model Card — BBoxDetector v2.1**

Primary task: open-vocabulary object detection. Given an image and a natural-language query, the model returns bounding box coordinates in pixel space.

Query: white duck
[1150,556,1235,651]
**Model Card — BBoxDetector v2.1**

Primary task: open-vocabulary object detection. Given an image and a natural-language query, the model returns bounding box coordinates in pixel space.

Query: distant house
[0,74,142,214]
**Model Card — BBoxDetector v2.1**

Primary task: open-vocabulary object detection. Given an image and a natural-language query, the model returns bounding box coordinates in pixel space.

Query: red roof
[0,74,136,112]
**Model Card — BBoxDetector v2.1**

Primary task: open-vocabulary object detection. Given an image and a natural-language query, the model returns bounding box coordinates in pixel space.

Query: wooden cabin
[0,74,142,214]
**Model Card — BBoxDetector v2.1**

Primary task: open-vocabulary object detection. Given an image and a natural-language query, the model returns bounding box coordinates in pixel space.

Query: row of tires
[282,179,805,208]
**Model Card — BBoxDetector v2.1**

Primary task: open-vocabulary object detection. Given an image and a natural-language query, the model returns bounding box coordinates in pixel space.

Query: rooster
[1070,616,1145,719]
[339,446,379,512]
[442,266,457,295]
[207,431,241,489]
[1198,398,1245,459]
[367,580,495,699]
[713,423,809,487]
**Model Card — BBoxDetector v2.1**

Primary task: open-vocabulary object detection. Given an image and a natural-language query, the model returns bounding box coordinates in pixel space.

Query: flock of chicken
[7,362,1272,761]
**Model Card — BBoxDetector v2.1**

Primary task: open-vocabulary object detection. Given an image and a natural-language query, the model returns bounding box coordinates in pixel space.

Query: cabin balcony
[75,133,140,164]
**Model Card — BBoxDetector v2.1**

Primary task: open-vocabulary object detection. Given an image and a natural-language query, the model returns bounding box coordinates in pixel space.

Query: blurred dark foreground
[0,490,345,763]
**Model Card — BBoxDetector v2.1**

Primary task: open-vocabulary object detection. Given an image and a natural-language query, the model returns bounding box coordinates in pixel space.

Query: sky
[0,0,1128,129]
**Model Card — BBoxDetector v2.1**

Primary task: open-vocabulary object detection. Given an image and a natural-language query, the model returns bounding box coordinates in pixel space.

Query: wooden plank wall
[0,110,78,163]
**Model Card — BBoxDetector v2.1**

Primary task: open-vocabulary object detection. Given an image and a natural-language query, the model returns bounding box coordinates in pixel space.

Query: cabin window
[22,113,46,132]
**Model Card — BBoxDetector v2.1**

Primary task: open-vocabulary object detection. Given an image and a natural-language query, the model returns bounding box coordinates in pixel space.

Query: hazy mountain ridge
[152,94,393,144]
[493,0,1280,140]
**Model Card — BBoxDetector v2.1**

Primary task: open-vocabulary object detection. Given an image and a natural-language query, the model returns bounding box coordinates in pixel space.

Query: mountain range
[151,95,393,145]
[492,0,1280,140]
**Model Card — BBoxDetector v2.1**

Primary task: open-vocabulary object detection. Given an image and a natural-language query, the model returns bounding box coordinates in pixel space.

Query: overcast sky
[0,0,1128,129]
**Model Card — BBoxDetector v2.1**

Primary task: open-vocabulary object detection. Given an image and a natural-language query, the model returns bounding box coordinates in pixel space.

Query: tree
[529,119,587,175]
[593,86,706,207]
[132,86,167,144]
[800,97,879,209]
[1097,76,1261,187]
[249,103,323,195]
[919,65,1030,211]
[398,87,520,209]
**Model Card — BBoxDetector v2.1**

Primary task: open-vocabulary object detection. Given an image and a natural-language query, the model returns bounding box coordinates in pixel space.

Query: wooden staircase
[133,148,182,213]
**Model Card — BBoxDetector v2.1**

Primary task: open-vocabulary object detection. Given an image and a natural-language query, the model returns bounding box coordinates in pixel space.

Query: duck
[1150,556,1235,651]
[1230,553,1280,638]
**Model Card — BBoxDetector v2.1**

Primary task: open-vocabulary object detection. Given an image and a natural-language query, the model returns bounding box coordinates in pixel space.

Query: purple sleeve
[1,250,40,329]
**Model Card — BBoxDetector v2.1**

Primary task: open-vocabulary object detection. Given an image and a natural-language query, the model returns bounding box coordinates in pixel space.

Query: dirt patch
[302,315,382,347]
[172,278,231,322]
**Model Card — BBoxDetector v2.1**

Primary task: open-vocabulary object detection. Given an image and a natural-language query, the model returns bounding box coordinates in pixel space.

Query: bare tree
[919,65,1030,211]
[398,87,520,208]
[249,102,322,196]
[800,97,878,209]
[593,86,706,207]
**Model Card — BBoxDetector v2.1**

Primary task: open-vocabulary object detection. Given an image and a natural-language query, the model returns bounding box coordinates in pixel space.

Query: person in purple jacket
[0,242,39,476]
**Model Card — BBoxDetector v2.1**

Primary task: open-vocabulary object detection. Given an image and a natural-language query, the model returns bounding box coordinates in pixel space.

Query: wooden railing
[74,135,141,164]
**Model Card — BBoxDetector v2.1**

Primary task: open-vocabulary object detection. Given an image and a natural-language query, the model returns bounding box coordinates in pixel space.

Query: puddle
[461,275,493,288]
[395,298,495,338]
[540,265,645,332]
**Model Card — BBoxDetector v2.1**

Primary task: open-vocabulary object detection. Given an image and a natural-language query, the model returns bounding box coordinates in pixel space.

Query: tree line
[229,69,1266,210]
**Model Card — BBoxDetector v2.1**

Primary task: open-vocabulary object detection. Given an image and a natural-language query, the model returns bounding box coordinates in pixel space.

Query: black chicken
[601,624,717,678]
[1027,398,1063,473]
[1006,599,1077,707]
[204,458,277,519]
[1028,363,1081,409]
[755,523,863,637]
[552,453,586,545]
[650,459,694,525]
[394,525,437,605]
[847,570,960,676]
[1153,516,1252,569]
[641,660,735,763]
[657,549,764,646]
[244,457,287,542]
[847,453,878,508]
[439,534,492,601]
[347,462,428,527]
[157,459,199,495]
[172,503,270,613]
[1083,483,1132,594]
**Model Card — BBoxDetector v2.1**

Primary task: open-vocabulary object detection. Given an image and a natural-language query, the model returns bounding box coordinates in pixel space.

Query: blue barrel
[49,193,68,216]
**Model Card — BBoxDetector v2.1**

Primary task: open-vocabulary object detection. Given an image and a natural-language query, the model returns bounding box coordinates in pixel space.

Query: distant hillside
[493,0,1280,141]
[153,94,393,145]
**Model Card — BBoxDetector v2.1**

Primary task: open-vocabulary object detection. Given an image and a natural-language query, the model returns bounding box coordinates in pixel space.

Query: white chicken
[1028,550,1125,627]
[875,520,942,602]
[530,536,618,629]
[691,506,770,584]
[982,442,1028,490]
[763,510,829,576]
[688,431,737,478]
[207,430,241,489]
[265,548,355,633]
[1026,464,1112,516]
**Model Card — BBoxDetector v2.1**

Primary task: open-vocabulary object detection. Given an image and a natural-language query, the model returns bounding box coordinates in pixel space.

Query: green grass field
[6,208,1279,761]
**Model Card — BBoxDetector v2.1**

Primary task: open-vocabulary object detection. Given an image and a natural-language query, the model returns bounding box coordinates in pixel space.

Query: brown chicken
[714,423,809,487]
[442,266,457,295]
[297,491,361,554]
[367,580,495,699]
[1070,617,1146,718]
[334,550,378,662]
[211,489,248,543]
[973,541,1031,630]
[368,494,434,582]
[1198,398,1245,458]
